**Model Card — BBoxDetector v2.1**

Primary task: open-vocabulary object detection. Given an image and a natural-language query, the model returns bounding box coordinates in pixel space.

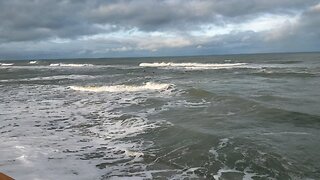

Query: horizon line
[1,50,320,61]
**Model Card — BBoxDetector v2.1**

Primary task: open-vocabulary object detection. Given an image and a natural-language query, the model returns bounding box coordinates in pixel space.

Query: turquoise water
[0,52,320,179]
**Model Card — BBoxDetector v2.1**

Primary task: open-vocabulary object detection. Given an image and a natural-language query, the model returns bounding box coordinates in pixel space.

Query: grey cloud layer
[0,0,319,59]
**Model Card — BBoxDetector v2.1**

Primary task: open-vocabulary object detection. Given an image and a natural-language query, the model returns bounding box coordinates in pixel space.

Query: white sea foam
[29,61,37,64]
[209,147,219,161]
[69,82,172,93]
[139,62,248,70]
[164,99,210,109]
[218,138,230,149]
[49,63,93,67]
[213,168,261,180]
[139,62,303,70]
[0,84,173,179]
[0,63,14,66]
[213,168,241,180]
[209,138,230,161]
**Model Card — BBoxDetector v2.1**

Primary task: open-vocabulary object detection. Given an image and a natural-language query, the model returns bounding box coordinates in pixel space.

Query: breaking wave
[29,61,38,64]
[49,63,93,67]
[139,62,248,70]
[0,63,14,66]
[69,82,173,92]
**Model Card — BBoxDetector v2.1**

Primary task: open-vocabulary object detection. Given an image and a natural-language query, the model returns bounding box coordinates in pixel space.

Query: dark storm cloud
[87,0,319,31]
[0,0,319,59]
[255,3,320,52]
[0,0,100,42]
[1,0,318,42]
[298,5,320,38]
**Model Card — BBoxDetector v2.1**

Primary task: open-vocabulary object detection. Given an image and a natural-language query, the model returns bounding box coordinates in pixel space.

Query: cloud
[259,2,320,52]
[0,0,101,42]
[85,0,320,33]
[0,0,319,59]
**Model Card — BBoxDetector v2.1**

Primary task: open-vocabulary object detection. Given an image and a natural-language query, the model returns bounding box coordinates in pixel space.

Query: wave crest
[29,61,38,64]
[139,62,247,70]
[49,63,93,67]
[69,82,172,92]
[0,63,14,66]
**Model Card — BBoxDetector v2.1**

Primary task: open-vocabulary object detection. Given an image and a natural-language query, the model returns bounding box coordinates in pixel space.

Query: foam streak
[69,82,172,92]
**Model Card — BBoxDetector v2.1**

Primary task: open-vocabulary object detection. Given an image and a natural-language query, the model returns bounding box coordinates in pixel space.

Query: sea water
[0,52,320,179]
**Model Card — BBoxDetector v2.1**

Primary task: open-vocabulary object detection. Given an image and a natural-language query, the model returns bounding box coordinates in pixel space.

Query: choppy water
[1,52,320,179]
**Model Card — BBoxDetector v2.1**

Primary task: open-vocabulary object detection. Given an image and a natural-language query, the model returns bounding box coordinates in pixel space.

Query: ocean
[0,52,320,179]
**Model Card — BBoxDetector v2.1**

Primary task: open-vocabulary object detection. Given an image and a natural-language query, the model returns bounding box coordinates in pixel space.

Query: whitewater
[1,52,320,179]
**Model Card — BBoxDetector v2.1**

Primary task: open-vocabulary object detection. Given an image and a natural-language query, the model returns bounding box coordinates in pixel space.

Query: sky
[0,0,320,59]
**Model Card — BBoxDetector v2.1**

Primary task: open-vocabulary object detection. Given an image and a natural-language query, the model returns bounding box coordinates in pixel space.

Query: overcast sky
[1,0,320,59]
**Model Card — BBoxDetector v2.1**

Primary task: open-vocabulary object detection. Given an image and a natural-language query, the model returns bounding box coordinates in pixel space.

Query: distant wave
[49,63,93,67]
[139,62,248,70]
[69,82,172,92]
[0,63,14,66]
[0,75,95,82]
[29,61,37,64]
[262,132,310,135]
